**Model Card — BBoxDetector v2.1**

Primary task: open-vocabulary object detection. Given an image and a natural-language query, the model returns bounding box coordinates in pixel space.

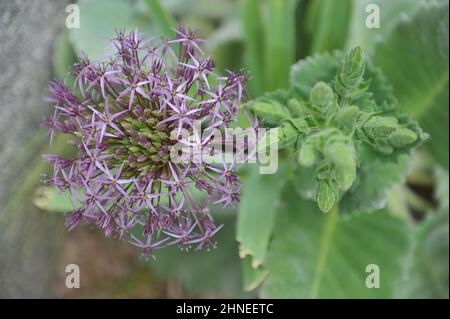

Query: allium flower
[43,27,245,255]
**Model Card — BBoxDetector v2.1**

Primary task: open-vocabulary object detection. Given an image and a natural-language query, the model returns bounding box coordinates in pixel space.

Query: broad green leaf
[237,164,291,268]
[395,208,449,298]
[263,0,297,91]
[69,0,154,60]
[339,146,412,215]
[149,212,249,297]
[346,0,421,54]
[242,255,268,292]
[261,189,411,298]
[373,1,449,167]
[305,0,353,54]
[32,187,76,213]
[240,0,265,96]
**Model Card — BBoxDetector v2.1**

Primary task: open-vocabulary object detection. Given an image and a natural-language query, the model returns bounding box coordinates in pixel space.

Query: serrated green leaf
[290,50,397,113]
[249,101,291,126]
[69,0,154,60]
[261,188,412,298]
[340,145,411,215]
[373,1,449,167]
[236,164,290,268]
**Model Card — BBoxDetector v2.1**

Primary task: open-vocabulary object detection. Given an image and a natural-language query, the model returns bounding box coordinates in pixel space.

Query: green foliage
[140,0,177,37]
[32,187,77,213]
[346,0,422,53]
[304,0,353,53]
[261,188,412,298]
[247,48,427,213]
[396,207,449,298]
[69,0,154,60]
[37,0,447,299]
[373,1,449,168]
[236,164,291,268]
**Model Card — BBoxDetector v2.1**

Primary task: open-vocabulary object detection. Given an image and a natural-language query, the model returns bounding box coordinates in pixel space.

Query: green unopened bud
[388,128,418,147]
[298,141,317,167]
[310,82,333,107]
[316,181,338,213]
[335,165,356,191]
[336,105,360,128]
[287,98,307,117]
[339,46,365,88]
[324,139,356,169]
[364,116,398,139]
[375,140,394,155]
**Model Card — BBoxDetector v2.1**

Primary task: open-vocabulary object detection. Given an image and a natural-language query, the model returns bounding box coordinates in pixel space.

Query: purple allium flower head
[44,28,245,255]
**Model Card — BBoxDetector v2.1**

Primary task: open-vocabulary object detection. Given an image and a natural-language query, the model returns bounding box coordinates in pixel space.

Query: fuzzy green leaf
[373,1,449,167]
[261,188,411,298]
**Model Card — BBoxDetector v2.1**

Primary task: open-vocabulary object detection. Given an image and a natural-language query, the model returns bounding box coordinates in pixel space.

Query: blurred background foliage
[0,0,448,298]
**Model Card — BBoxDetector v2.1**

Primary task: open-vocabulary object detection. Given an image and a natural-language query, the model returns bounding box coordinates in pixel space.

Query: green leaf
[373,1,449,167]
[240,0,265,96]
[263,0,297,91]
[340,145,412,215]
[236,164,290,268]
[395,208,449,298]
[261,189,412,298]
[69,0,154,60]
[148,212,248,297]
[52,30,77,80]
[305,0,353,53]
[164,0,235,19]
[346,0,422,54]
[249,100,291,126]
[140,0,177,37]
[32,187,76,213]
[242,255,268,292]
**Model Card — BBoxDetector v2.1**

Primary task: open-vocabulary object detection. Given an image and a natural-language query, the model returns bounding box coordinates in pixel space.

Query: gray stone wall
[0,0,70,298]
